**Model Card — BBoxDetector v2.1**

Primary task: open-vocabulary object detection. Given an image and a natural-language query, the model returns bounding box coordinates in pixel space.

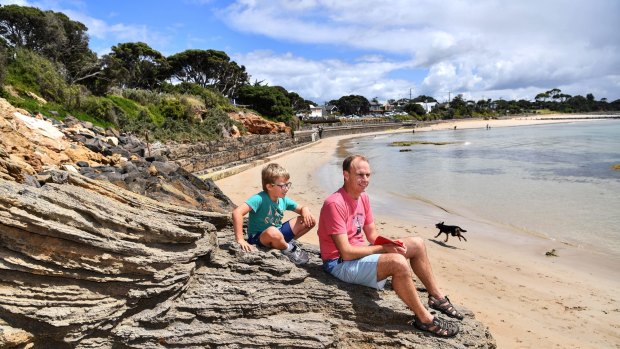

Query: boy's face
[268,176,292,198]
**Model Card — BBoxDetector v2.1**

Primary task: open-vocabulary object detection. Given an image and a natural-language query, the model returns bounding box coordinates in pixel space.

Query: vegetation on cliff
[0,4,312,142]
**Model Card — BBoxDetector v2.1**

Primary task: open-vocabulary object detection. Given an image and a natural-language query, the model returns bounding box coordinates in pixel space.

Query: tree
[331,95,370,115]
[237,84,294,122]
[52,12,98,84]
[286,91,312,113]
[404,102,426,116]
[0,5,97,84]
[167,49,249,97]
[535,92,549,103]
[449,94,469,117]
[0,5,48,51]
[411,95,437,103]
[103,42,169,90]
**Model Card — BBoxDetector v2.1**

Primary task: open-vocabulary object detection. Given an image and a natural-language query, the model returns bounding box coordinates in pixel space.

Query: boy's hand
[237,239,255,252]
[300,207,316,227]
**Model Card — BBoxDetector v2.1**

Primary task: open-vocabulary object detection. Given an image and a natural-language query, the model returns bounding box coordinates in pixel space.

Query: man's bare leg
[377,253,434,323]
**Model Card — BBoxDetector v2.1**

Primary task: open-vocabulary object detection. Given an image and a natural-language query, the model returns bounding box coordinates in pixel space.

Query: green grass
[108,95,142,119]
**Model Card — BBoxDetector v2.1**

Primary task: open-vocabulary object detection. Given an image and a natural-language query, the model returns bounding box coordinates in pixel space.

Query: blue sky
[2,0,620,105]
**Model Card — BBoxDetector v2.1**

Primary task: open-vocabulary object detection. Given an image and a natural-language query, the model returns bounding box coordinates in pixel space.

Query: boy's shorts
[247,221,294,247]
[325,254,387,290]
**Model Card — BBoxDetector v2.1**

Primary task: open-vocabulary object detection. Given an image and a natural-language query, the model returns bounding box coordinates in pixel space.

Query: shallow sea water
[318,120,620,257]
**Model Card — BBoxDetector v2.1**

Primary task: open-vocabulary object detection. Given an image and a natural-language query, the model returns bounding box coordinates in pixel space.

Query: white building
[309,105,323,118]
[416,102,437,113]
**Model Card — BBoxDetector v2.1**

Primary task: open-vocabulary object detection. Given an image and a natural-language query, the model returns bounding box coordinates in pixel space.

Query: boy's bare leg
[288,216,316,239]
[259,227,288,249]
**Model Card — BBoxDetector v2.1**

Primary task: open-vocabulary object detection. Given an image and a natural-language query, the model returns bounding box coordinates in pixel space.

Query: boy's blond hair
[261,163,290,191]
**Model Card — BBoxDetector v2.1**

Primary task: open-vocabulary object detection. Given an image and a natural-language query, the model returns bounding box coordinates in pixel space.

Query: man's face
[344,158,371,194]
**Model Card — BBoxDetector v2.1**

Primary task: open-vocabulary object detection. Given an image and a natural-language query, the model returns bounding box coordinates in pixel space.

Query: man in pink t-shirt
[317,155,462,337]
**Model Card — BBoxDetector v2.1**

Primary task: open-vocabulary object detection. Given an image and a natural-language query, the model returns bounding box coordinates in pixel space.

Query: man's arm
[331,233,384,261]
[232,203,254,252]
[363,222,380,244]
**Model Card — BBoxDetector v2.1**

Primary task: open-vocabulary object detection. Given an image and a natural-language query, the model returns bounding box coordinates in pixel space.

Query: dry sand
[216,115,620,348]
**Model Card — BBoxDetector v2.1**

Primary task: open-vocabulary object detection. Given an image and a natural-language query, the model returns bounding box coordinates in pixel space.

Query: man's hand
[382,241,407,255]
[237,239,255,252]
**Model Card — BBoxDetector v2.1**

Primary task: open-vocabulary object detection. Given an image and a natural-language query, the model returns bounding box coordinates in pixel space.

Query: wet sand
[215,115,620,348]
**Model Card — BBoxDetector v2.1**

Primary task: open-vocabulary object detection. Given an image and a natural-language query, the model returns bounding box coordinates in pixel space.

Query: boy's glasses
[272,182,292,189]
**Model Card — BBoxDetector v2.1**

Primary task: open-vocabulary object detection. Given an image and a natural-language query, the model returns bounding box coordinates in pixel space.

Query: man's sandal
[412,316,459,337]
[428,295,464,320]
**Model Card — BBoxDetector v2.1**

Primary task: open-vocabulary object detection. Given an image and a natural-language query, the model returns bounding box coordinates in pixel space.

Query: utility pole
[409,88,413,102]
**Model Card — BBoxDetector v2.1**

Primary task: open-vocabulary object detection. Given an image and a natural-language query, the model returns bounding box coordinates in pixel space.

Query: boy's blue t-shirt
[246,191,298,239]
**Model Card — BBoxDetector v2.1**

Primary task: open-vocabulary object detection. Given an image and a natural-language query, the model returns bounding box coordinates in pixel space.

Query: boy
[233,163,315,265]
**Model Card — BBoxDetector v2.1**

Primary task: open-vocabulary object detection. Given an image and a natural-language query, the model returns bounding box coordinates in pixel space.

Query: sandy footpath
[216,115,620,348]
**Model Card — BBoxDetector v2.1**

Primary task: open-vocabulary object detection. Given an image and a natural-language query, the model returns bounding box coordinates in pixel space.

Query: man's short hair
[261,163,290,191]
[342,155,369,172]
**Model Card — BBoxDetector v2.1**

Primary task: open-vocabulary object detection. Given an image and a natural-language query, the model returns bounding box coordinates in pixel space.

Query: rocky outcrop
[0,98,233,213]
[0,98,118,184]
[0,171,227,347]
[0,98,496,348]
[229,111,290,135]
[0,173,495,348]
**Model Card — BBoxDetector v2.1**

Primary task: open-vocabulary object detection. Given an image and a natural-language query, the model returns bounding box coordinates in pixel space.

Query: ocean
[317,120,620,258]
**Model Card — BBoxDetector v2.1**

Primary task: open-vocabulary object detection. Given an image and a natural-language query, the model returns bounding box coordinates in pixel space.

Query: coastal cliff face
[0,98,496,348]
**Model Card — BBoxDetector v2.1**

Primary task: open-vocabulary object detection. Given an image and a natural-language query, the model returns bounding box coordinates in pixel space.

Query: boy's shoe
[282,244,309,265]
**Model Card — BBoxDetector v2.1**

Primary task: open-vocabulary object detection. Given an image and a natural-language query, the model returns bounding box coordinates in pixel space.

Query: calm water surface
[319,120,620,257]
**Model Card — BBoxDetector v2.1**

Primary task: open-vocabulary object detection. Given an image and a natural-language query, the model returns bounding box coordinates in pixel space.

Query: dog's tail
[461,229,467,232]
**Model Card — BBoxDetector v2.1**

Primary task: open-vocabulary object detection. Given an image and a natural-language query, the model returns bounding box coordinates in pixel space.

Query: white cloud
[221,0,620,101]
[59,10,173,56]
[234,50,416,103]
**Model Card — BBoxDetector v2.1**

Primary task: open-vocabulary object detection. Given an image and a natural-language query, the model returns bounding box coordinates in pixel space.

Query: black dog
[434,222,467,242]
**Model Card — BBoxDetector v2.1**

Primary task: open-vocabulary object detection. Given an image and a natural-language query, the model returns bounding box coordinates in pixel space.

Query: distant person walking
[318,125,324,139]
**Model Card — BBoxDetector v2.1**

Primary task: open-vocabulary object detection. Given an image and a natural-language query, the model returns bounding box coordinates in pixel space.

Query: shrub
[81,96,117,124]
[114,87,163,106]
[160,98,189,120]
[162,82,230,109]
[6,48,67,103]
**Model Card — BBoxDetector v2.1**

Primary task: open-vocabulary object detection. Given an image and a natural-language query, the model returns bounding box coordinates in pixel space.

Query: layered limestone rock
[0,174,495,348]
[0,171,227,346]
[0,98,496,348]
[229,110,290,134]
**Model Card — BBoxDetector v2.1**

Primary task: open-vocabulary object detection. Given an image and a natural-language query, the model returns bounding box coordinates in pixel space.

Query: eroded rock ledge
[0,98,495,348]
[0,171,495,348]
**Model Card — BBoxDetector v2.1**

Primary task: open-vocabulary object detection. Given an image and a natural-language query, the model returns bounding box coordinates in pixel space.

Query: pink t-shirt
[317,187,374,261]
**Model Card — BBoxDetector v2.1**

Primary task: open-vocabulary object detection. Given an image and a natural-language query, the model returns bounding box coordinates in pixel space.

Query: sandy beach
[216,115,620,349]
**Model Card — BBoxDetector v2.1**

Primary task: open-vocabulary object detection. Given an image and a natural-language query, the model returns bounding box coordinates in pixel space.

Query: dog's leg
[434,232,441,238]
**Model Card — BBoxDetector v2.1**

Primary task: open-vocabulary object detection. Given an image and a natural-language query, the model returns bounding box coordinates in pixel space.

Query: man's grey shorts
[329,254,387,290]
